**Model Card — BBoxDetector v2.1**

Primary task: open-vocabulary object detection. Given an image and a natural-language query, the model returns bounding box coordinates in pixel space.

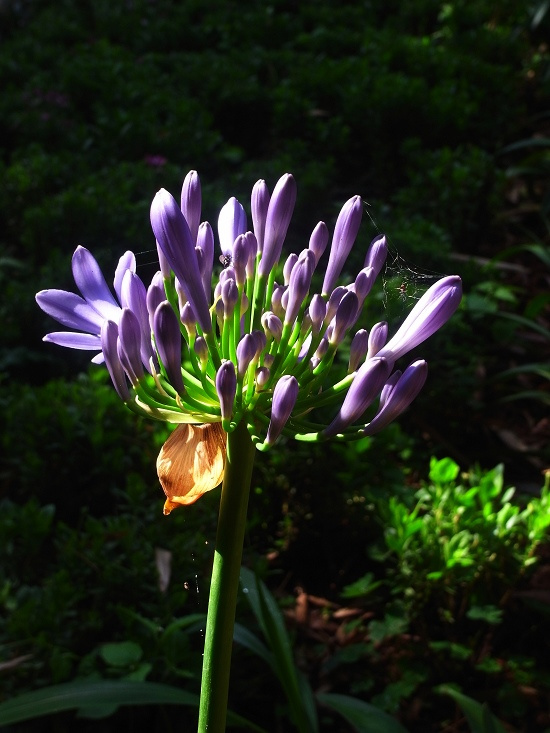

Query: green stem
[198,419,256,733]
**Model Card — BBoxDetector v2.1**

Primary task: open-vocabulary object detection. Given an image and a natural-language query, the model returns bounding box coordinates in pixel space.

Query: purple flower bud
[354,266,376,306]
[118,307,144,382]
[314,336,329,360]
[216,360,237,422]
[325,286,347,324]
[376,276,462,364]
[101,320,130,401]
[255,365,270,389]
[348,329,369,372]
[181,302,196,334]
[219,265,237,284]
[221,278,239,318]
[233,234,251,287]
[271,283,285,318]
[322,195,363,296]
[236,334,256,377]
[251,179,269,254]
[197,221,214,299]
[283,252,298,285]
[218,197,247,256]
[259,174,297,277]
[251,329,267,358]
[150,188,212,333]
[153,302,185,394]
[285,249,315,325]
[194,336,208,363]
[180,170,201,244]
[363,360,428,436]
[308,294,326,335]
[244,231,258,279]
[330,291,359,345]
[147,271,166,330]
[308,221,329,265]
[265,375,299,445]
[261,311,283,341]
[324,356,390,438]
[367,321,388,358]
[364,234,387,278]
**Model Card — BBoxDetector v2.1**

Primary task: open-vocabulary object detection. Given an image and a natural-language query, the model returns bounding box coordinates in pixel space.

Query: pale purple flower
[118,307,145,383]
[284,250,315,325]
[36,246,136,361]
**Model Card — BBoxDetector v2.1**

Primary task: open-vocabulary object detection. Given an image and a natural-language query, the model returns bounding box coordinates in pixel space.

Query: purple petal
[259,174,297,277]
[150,188,212,333]
[36,289,105,332]
[376,276,462,363]
[324,356,390,437]
[72,246,120,321]
[43,332,102,350]
[113,251,136,302]
[101,320,130,401]
[118,308,144,382]
[322,195,363,296]
[265,375,299,445]
[120,270,154,370]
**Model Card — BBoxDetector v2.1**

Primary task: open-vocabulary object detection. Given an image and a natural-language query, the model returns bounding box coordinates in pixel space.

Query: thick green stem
[198,419,256,733]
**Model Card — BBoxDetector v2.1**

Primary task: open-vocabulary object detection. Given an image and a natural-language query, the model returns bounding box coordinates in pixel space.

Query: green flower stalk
[36,170,462,733]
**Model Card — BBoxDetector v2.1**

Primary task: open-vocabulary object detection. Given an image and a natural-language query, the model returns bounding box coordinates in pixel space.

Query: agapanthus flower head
[37,170,462,508]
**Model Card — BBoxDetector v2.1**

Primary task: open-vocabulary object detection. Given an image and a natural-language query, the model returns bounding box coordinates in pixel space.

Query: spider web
[361,201,446,314]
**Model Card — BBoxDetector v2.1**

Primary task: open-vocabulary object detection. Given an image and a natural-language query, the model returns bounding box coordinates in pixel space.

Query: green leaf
[317,692,410,733]
[240,567,319,733]
[429,457,460,484]
[341,572,383,599]
[99,641,142,667]
[467,605,503,625]
[0,679,265,731]
[0,680,198,726]
[436,685,507,733]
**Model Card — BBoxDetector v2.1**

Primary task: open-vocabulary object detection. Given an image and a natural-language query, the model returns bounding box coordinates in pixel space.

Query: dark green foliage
[1,0,550,731]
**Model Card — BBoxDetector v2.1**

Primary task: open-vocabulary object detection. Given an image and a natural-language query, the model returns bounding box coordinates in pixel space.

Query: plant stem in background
[198,419,256,733]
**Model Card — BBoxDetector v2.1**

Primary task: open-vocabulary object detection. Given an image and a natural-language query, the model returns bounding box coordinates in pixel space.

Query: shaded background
[1,0,549,731]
